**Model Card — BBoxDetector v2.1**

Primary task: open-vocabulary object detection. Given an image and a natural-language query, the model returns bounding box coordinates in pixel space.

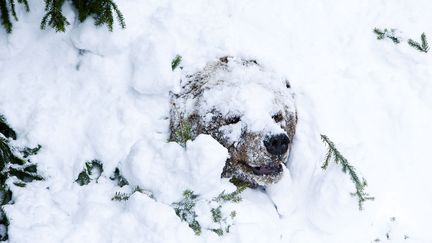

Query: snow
[121,135,229,203]
[0,0,432,242]
[195,58,295,134]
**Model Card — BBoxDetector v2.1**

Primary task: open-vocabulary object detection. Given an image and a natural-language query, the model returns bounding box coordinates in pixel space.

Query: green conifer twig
[3,0,127,33]
[110,167,129,187]
[111,192,130,201]
[0,115,16,140]
[72,0,125,32]
[0,0,29,33]
[17,0,29,12]
[408,33,429,53]
[75,159,103,185]
[111,186,151,201]
[41,0,69,32]
[208,185,245,236]
[212,184,246,204]
[21,144,42,158]
[172,120,192,146]
[171,55,182,71]
[172,190,202,235]
[320,134,374,210]
[373,28,400,44]
[0,115,43,241]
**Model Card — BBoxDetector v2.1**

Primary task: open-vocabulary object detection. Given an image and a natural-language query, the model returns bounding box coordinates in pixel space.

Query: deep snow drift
[1,0,432,242]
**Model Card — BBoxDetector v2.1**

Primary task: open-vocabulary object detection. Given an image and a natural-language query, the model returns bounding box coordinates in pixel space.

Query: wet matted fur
[169,56,297,187]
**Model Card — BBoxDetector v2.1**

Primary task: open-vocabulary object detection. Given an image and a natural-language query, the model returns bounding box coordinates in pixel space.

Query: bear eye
[227,116,241,125]
[272,113,283,123]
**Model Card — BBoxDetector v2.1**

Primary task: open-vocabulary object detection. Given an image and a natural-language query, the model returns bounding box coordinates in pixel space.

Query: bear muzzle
[251,164,283,176]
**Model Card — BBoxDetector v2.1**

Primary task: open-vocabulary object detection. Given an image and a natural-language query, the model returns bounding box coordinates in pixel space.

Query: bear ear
[219,56,231,63]
[285,80,291,89]
[169,91,180,101]
[169,91,176,98]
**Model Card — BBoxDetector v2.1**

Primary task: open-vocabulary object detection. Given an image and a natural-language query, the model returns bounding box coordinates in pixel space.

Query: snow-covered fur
[170,57,297,187]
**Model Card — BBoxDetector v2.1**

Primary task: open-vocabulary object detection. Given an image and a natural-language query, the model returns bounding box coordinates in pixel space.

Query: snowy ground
[1,0,432,242]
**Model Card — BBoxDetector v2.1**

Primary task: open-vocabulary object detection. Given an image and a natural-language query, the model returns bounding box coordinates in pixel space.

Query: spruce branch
[0,0,29,33]
[21,144,42,158]
[72,0,125,32]
[75,170,90,185]
[110,0,125,29]
[0,115,16,140]
[111,186,153,201]
[408,33,429,53]
[41,0,69,32]
[9,167,43,182]
[0,116,43,241]
[211,206,223,223]
[172,190,201,235]
[172,187,243,237]
[75,159,103,185]
[111,192,130,201]
[421,33,429,51]
[0,137,26,166]
[110,167,129,187]
[373,28,401,44]
[320,134,374,210]
[171,55,182,71]
[212,184,246,204]
[171,119,192,147]
[9,0,17,21]
[2,0,126,33]
[373,28,385,40]
[17,0,28,12]
[0,0,12,33]
[0,207,9,241]
[209,186,244,236]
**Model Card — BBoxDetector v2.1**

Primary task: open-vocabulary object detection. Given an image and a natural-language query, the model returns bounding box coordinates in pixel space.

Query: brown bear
[169,56,297,187]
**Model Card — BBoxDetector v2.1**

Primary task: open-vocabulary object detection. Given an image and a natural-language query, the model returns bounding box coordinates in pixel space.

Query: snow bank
[0,0,431,242]
[121,134,229,203]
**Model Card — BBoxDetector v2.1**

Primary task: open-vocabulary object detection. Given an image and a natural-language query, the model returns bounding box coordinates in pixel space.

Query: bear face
[169,57,297,187]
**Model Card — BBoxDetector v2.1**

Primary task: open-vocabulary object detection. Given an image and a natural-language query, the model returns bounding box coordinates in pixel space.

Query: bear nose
[264,134,290,155]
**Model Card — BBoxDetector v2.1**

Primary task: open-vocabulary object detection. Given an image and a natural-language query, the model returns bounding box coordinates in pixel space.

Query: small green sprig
[373,28,401,44]
[172,120,192,147]
[408,33,429,53]
[171,55,182,71]
[109,167,129,187]
[172,190,201,235]
[75,159,103,186]
[321,134,374,210]
[111,186,149,201]
[208,185,245,236]
[212,184,246,204]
